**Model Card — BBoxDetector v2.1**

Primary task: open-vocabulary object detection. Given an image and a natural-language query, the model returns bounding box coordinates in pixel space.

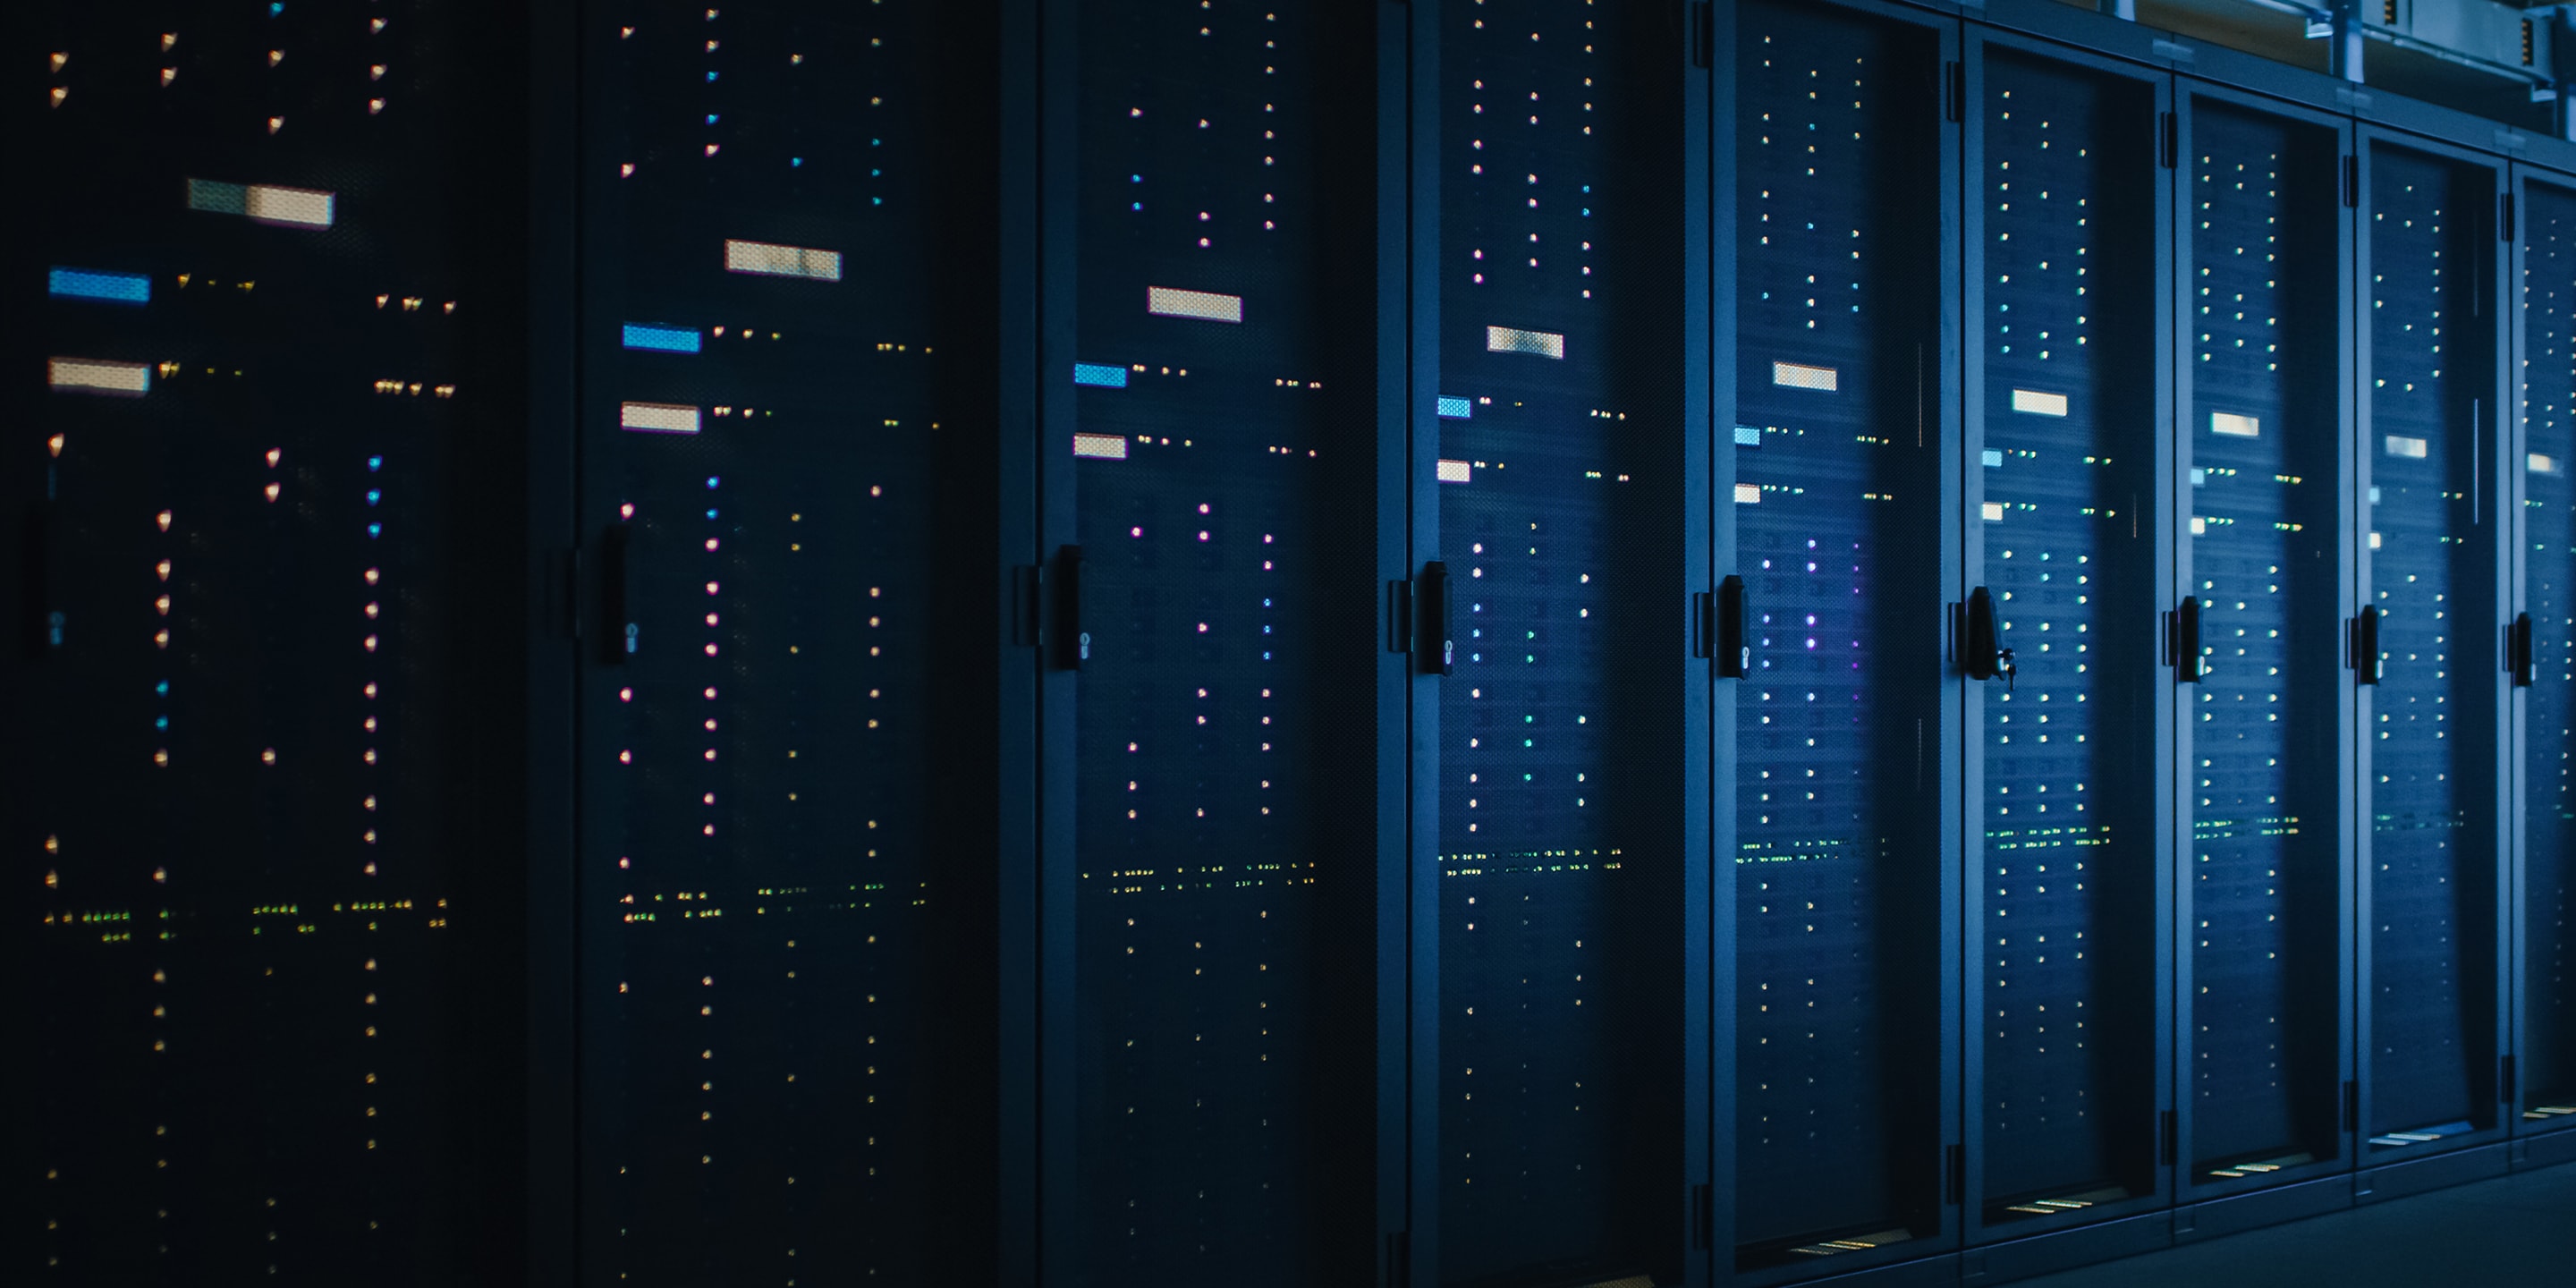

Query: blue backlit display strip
[48,267,150,304]
[2184,103,2344,1177]
[1073,361,1129,387]
[2525,183,2576,1117]
[2366,147,2498,1141]
[1977,52,2160,1215]
[1733,1,1948,1258]
[621,323,701,352]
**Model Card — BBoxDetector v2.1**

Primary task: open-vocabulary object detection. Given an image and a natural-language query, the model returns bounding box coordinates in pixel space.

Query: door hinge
[2161,1109,2179,1166]
[1389,578,1414,655]
[1945,61,1965,123]
[2504,1055,2519,1105]
[1013,564,1044,649]
[1053,545,1088,670]
[2343,155,2360,208]
[2343,1080,2361,1134]
[2503,191,2518,242]
[2158,111,2177,169]
[1945,1143,1966,1206]
[1693,1181,1716,1250]
[560,547,582,642]
[599,521,636,665]
[25,498,63,657]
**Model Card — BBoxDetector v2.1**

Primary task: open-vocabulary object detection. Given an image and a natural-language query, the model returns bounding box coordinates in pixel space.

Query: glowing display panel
[1067,4,1376,1283]
[574,5,973,1281]
[2364,146,2502,1150]
[2524,184,2576,1126]
[1976,53,2161,1223]
[1733,1,1949,1267]
[2183,101,2346,1182]
[1437,3,1683,1284]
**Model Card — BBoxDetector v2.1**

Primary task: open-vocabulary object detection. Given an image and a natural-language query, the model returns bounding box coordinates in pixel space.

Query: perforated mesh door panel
[576,4,970,1281]
[1066,4,1377,1284]
[19,2,525,1280]
[1436,2,1683,1284]
[2522,183,2576,1122]
[1976,52,2161,1219]
[1733,1,1948,1265]
[2364,145,2501,1147]
[2182,102,2346,1179]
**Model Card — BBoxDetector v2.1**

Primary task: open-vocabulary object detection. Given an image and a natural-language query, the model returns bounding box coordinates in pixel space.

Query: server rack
[2351,128,2514,1170]
[1724,1,1962,1281]
[16,2,534,1281]
[562,2,1003,1284]
[1032,1,1387,1284]
[2167,82,2357,1207]
[2519,168,2576,1141]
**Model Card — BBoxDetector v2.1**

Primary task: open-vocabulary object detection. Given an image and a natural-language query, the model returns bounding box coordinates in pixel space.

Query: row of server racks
[14,0,2576,1284]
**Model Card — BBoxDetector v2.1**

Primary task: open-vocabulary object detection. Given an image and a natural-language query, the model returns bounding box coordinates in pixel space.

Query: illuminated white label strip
[2385,435,2428,460]
[2012,388,2069,417]
[724,238,843,282]
[1733,482,1761,504]
[2211,412,2261,438]
[1147,286,1243,323]
[186,178,335,228]
[620,402,701,435]
[1072,433,1129,460]
[2533,453,2563,476]
[1486,326,1565,360]
[1771,361,1838,392]
[48,357,152,394]
[1436,459,1473,483]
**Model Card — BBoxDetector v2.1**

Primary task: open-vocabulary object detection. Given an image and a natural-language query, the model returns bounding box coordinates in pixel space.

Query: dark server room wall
[15,2,2576,1287]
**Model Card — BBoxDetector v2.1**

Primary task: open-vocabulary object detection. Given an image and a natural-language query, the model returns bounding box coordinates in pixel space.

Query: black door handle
[1419,560,1453,676]
[2172,594,2203,683]
[2350,606,2381,685]
[2512,611,2536,688]
[1714,574,1750,678]
[1962,586,2015,691]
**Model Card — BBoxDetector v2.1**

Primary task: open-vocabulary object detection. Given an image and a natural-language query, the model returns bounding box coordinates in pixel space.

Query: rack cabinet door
[2354,136,2511,1159]
[1727,1,1960,1278]
[2174,91,2352,1195]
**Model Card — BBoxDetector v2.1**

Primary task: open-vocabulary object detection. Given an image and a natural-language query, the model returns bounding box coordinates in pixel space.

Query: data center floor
[2020,1161,2576,1287]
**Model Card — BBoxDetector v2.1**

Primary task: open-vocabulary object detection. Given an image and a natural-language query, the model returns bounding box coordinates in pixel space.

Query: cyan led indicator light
[1074,363,1129,388]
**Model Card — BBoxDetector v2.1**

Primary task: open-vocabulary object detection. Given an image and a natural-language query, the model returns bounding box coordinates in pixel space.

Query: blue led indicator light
[792,157,804,167]
[48,268,152,304]
[367,523,383,538]
[367,456,384,472]
[1073,363,1130,388]
[1437,396,1473,419]
[706,508,719,520]
[156,681,169,695]
[366,490,382,505]
[706,476,721,489]
[623,324,704,353]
